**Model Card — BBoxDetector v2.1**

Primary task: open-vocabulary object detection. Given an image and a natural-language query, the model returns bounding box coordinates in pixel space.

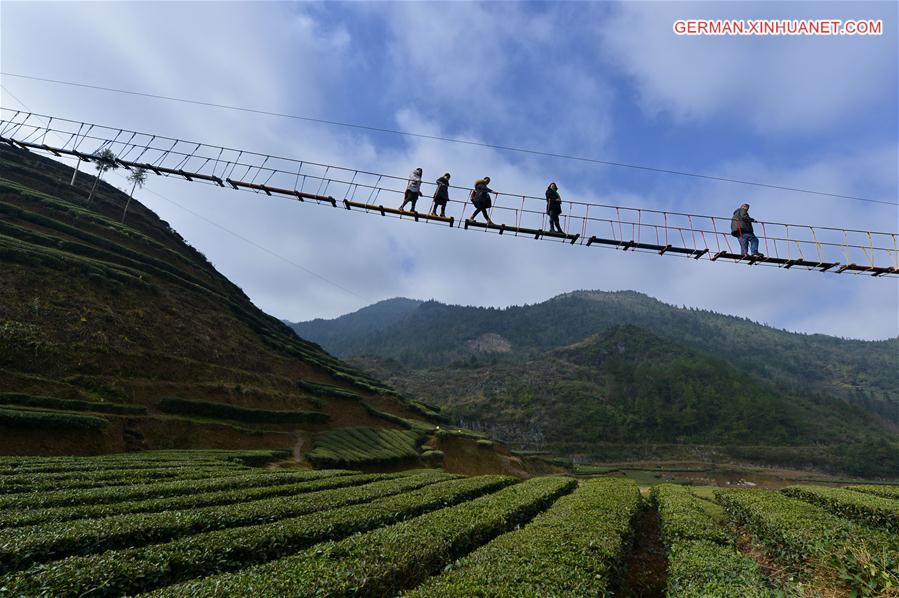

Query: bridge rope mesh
[1,109,896,277]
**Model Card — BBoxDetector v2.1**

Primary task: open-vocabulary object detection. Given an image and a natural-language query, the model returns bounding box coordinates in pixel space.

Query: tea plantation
[0,451,896,596]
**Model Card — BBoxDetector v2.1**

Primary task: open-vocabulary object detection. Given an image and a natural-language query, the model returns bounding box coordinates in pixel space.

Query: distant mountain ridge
[297,297,423,351]
[291,292,899,412]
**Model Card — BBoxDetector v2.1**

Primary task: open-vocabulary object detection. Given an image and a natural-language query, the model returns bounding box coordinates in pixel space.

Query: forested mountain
[293,293,898,421]
[296,298,423,352]
[350,327,898,476]
[294,295,899,476]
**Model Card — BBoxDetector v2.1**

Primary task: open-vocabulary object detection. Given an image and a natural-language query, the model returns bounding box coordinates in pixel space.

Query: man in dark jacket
[731,203,762,257]
[545,182,564,233]
[430,173,451,217]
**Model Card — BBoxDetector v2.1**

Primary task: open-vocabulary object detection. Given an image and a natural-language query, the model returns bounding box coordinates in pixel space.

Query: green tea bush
[0,471,401,570]
[307,426,420,466]
[783,485,898,533]
[654,485,770,597]
[0,449,286,472]
[359,401,435,439]
[296,379,360,400]
[652,484,731,546]
[157,398,328,424]
[0,469,349,510]
[0,465,240,495]
[666,540,770,597]
[845,484,899,500]
[0,407,107,430]
[420,450,444,465]
[2,473,495,596]
[0,472,382,529]
[150,476,574,597]
[434,427,489,440]
[408,478,639,597]
[0,393,146,415]
[717,489,899,595]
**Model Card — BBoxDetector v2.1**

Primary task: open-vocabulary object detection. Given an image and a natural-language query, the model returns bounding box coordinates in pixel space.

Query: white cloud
[380,2,615,157]
[599,2,897,134]
[1,2,896,341]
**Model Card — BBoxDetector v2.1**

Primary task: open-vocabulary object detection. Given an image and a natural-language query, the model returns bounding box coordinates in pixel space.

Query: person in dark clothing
[399,167,423,211]
[431,173,451,217]
[731,203,762,257]
[468,176,494,224]
[545,182,564,233]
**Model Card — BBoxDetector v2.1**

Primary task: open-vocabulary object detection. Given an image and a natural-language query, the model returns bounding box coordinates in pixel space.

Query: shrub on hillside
[0,407,107,430]
[157,398,328,424]
[0,393,145,415]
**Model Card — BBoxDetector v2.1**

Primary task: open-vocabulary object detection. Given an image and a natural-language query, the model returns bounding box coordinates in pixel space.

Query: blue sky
[2,1,897,339]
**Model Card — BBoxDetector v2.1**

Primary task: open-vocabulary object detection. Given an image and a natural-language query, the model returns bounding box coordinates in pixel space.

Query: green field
[0,451,896,596]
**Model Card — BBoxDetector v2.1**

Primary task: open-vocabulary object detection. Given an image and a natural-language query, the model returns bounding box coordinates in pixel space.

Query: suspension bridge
[1,109,896,278]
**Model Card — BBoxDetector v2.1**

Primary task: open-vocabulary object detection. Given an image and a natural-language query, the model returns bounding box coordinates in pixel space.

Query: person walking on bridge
[431,172,451,217]
[468,176,495,224]
[731,203,763,258]
[400,167,423,212]
[545,182,564,234]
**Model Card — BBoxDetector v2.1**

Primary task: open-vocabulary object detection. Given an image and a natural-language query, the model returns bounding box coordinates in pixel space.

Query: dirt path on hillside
[292,435,304,462]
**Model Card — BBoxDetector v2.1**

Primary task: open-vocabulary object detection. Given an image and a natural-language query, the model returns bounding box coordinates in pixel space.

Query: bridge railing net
[2,110,896,276]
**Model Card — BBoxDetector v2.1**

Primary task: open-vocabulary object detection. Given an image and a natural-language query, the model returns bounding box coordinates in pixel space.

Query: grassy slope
[0,145,425,455]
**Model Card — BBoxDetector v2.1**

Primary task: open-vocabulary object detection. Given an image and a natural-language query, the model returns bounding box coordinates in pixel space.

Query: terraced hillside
[0,451,896,596]
[0,144,454,461]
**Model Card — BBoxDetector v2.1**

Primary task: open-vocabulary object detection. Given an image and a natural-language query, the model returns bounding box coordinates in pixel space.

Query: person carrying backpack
[431,173,451,217]
[468,176,494,224]
[545,182,564,233]
[400,167,423,212]
[731,203,763,258]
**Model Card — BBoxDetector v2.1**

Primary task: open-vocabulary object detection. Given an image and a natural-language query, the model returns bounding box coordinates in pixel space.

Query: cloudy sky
[2,1,897,340]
